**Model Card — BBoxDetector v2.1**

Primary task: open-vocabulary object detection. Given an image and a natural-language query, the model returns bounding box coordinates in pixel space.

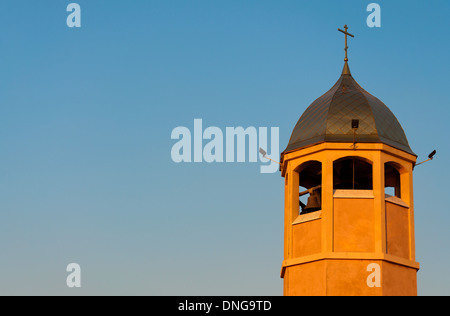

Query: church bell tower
[280,26,419,296]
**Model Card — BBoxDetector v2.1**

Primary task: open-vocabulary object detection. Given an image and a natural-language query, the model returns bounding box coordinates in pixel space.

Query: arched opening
[296,161,322,214]
[333,157,373,190]
[385,162,401,198]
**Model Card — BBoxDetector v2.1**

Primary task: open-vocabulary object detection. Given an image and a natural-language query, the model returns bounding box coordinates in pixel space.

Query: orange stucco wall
[386,201,410,259]
[292,219,322,258]
[382,261,417,296]
[334,198,374,252]
[284,259,417,296]
[283,260,326,296]
[326,259,383,296]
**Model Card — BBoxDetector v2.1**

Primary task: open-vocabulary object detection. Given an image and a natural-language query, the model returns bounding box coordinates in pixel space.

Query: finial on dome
[342,60,351,75]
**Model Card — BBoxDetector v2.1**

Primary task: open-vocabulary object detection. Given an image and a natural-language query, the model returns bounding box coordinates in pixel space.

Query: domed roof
[282,63,414,156]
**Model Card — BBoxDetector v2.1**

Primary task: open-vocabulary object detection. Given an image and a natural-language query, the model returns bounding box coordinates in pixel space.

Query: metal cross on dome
[338,25,355,62]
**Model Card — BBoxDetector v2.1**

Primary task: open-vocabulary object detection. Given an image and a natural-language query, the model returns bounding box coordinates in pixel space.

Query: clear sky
[0,0,449,295]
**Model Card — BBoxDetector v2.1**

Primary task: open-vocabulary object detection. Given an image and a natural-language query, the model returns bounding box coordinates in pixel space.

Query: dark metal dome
[282,63,414,157]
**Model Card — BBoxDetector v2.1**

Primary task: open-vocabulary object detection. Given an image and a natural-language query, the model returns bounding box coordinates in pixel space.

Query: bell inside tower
[297,161,322,214]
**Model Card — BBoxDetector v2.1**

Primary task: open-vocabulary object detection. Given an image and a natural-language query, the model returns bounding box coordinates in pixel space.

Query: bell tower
[280,26,419,296]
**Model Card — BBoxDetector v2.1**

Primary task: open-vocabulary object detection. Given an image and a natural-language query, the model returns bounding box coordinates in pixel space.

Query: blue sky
[0,0,449,295]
